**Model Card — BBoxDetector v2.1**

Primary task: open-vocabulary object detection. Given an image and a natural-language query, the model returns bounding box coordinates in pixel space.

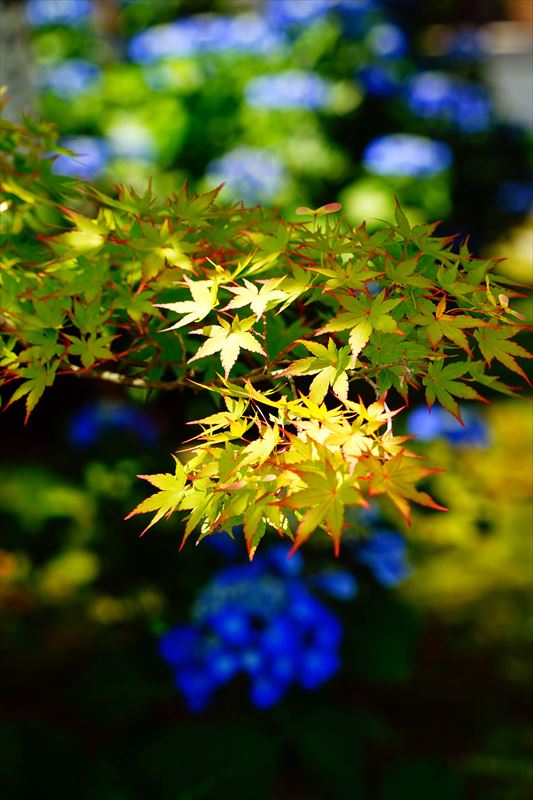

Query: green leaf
[475,326,532,384]
[124,458,187,535]
[154,277,218,330]
[225,277,287,320]
[189,316,265,378]
[423,360,485,420]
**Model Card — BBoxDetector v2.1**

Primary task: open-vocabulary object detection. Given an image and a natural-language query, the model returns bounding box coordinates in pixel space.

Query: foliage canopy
[1,110,530,557]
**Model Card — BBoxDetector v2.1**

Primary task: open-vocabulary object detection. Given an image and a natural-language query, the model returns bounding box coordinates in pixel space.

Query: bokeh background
[0,1,532,798]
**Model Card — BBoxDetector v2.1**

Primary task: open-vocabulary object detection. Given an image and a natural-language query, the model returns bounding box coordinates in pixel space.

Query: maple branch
[68,364,272,391]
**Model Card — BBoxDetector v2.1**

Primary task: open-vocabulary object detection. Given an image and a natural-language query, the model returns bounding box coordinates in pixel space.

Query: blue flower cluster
[442,27,484,63]
[67,401,158,448]
[159,528,412,711]
[159,546,343,711]
[264,0,377,29]
[128,14,284,65]
[407,405,489,447]
[245,70,333,111]
[52,137,109,180]
[26,0,92,26]
[496,181,533,214]
[405,72,492,134]
[206,146,287,205]
[366,23,407,58]
[39,59,100,99]
[356,64,400,97]
[356,531,411,586]
[363,133,453,177]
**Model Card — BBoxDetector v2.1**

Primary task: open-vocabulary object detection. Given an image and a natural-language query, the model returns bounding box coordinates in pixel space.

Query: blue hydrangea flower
[26,0,92,26]
[357,64,401,97]
[366,24,407,58]
[405,72,456,119]
[263,0,332,27]
[356,531,411,586]
[158,625,202,668]
[311,570,358,600]
[406,72,491,133]
[496,181,533,214]
[159,546,343,711]
[40,59,100,99]
[206,147,287,204]
[444,27,483,62]
[362,134,453,177]
[67,401,158,447]
[245,71,333,110]
[264,0,376,29]
[407,405,489,447]
[449,84,491,133]
[52,137,109,180]
[128,14,283,65]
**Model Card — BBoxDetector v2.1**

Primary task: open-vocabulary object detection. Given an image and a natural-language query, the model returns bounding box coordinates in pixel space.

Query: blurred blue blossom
[128,14,283,65]
[356,531,411,586]
[363,133,453,177]
[357,64,400,97]
[206,146,287,204]
[40,59,100,99]
[68,401,158,448]
[245,70,333,110]
[159,545,343,711]
[264,0,376,30]
[407,405,489,447]
[496,181,533,214]
[263,0,332,27]
[26,0,92,26]
[311,569,358,600]
[406,72,491,133]
[52,137,108,180]
[444,27,483,62]
[366,23,407,58]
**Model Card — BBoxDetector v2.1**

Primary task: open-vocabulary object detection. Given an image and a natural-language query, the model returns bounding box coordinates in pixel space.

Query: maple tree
[1,109,530,558]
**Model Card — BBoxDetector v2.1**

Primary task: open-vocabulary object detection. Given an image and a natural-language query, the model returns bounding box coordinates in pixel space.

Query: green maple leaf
[154,277,218,331]
[281,338,351,403]
[67,334,114,368]
[365,453,446,525]
[283,454,366,554]
[425,315,483,354]
[423,360,485,421]
[189,315,265,378]
[125,457,187,535]
[225,277,287,320]
[7,363,57,423]
[416,298,489,355]
[475,326,532,384]
[319,290,402,366]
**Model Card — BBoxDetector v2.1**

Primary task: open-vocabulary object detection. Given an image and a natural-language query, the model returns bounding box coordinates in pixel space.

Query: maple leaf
[7,365,55,424]
[319,290,402,366]
[189,315,265,378]
[423,360,486,421]
[225,277,288,320]
[124,457,187,535]
[364,453,446,525]
[154,277,218,331]
[279,339,351,403]
[475,326,532,385]
[295,202,342,216]
[283,453,367,555]
[416,296,489,355]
